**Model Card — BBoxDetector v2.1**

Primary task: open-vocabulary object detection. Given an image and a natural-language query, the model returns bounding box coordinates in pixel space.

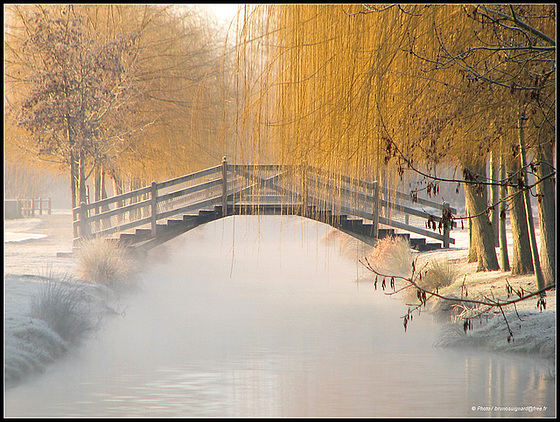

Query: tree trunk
[467,205,477,263]
[79,149,87,205]
[93,165,103,232]
[489,152,500,246]
[70,149,79,209]
[535,139,556,286]
[463,163,499,271]
[94,165,102,203]
[101,169,110,211]
[498,155,510,272]
[517,111,545,291]
[506,159,534,275]
[112,174,124,223]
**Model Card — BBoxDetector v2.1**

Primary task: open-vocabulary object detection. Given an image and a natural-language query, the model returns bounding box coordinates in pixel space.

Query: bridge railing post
[442,201,451,248]
[151,181,158,237]
[222,157,228,217]
[79,201,90,241]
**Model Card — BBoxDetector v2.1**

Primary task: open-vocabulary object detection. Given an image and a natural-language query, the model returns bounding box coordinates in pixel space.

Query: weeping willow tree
[233,5,489,258]
[233,4,555,277]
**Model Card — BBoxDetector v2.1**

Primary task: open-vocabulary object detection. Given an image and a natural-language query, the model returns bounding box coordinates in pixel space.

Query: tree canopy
[232,4,555,278]
[4,4,232,205]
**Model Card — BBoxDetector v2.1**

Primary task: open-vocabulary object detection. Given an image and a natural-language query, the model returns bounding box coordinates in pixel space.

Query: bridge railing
[305,165,456,246]
[225,163,455,247]
[73,158,456,247]
[73,164,225,245]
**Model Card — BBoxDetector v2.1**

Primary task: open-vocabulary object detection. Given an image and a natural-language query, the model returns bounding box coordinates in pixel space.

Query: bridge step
[135,228,153,240]
[118,233,136,244]
[420,242,442,251]
[409,237,426,248]
[341,218,363,232]
[183,215,199,224]
[167,219,184,227]
[377,228,395,238]
[115,206,444,253]
[156,223,170,232]
[198,209,220,223]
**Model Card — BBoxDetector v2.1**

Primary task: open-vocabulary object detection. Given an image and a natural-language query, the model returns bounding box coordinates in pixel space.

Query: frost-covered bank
[426,248,556,362]
[4,211,138,388]
[329,228,556,363]
[4,275,118,388]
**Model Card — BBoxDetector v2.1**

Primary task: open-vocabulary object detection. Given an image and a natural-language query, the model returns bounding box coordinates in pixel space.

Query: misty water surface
[4,216,555,417]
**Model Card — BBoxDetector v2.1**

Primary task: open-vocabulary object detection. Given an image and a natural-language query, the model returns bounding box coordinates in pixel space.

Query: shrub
[77,237,136,288]
[403,257,459,304]
[322,229,373,259]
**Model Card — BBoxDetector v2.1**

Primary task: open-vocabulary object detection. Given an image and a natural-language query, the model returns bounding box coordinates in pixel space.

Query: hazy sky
[202,3,241,24]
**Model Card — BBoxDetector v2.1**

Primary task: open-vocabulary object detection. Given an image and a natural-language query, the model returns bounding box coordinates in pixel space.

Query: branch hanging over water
[360,256,555,342]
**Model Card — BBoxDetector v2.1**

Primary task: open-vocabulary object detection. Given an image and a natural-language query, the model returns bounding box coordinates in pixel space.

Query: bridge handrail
[228,165,297,200]
[72,186,151,220]
[83,198,152,225]
[73,164,224,242]
[229,163,287,172]
[225,163,454,246]
[156,177,223,204]
[307,164,456,214]
[73,159,455,248]
[156,165,222,190]
[253,168,454,246]
[307,171,452,223]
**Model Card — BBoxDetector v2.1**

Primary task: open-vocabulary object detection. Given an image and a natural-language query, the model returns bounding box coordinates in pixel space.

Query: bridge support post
[442,202,451,248]
[79,201,90,241]
[151,181,158,237]
[222,157,228,217]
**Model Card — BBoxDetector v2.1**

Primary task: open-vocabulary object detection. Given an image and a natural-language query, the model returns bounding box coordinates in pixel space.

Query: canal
[4,216,555,417]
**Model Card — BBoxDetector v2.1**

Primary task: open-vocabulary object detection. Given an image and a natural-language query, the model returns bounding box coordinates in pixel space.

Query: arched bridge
[73,159,456,252]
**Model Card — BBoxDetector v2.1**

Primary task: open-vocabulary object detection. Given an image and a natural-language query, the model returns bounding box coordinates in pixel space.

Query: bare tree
[5,4,233,207]
[5,5,141,207]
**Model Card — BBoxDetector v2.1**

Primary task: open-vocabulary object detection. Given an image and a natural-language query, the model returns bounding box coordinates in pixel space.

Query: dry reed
[76,237,137,289]
[365,236,414,278]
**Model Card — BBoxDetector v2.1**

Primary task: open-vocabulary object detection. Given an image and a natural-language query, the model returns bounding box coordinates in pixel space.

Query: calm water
[4,216,555,417]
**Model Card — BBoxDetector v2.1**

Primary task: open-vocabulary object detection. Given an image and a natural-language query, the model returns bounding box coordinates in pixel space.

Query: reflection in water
[4,216,555,417]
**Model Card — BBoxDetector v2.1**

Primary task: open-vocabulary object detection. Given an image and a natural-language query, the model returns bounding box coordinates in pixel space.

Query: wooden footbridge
[73,159,456,252]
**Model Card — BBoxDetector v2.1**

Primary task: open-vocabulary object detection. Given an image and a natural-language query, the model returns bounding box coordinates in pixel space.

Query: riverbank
[4,211,132,388]
[417,244,556,362]
[331,228,556,363]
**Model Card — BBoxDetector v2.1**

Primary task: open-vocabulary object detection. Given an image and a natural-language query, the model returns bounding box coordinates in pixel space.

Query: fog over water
[4,216,555,417]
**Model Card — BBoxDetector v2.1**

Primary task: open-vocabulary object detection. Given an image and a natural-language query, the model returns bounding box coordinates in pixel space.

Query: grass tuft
[418,258,459,291]
[29,279,97,345]
[77,237,137,289]
[366,236,414,278]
